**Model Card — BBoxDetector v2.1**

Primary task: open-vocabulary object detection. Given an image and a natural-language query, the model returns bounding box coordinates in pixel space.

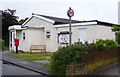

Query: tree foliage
[111,25,120,32]
[2,9,19,46]
[112,25,120,45]
[19,17,28,25]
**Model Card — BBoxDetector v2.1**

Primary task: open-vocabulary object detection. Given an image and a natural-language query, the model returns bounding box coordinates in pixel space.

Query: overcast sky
[0,0,120,24]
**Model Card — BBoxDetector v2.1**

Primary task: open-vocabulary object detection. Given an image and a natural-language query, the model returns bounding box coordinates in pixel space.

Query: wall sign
[58,34,69,44]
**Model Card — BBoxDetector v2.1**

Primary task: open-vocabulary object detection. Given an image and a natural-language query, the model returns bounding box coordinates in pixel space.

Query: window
[23,33,25,40]
[13,33,15,39]
[46,31,50,39]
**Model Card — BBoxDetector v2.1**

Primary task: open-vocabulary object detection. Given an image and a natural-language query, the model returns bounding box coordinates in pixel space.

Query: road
[91,63,120,76]
[2,61,47,76]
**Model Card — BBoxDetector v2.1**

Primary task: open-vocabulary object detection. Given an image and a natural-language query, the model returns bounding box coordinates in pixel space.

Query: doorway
[79,28,86,44]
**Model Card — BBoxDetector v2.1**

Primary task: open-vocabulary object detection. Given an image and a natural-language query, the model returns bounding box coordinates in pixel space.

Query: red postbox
[14,39,19,46]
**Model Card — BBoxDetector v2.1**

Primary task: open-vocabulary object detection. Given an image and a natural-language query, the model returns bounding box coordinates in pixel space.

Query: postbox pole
[67,7,74,62]
[16,46,18,54]
[69,16,71,48]
[67,7,74,47]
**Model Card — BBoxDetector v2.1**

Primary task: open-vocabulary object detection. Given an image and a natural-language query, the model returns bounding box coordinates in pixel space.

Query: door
[9,31,12,51]
[79,28,86,44]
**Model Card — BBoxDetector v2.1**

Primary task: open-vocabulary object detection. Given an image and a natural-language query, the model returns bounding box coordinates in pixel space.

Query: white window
[23,32,25,40]
[79,28,86,44]
[46,31,51,39]
[13,33,15,39]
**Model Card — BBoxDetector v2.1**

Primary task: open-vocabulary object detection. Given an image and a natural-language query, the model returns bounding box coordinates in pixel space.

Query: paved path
[95,63,120,75]
[89,62,120,76]
[34,59,51,64]
[2,51,49,75]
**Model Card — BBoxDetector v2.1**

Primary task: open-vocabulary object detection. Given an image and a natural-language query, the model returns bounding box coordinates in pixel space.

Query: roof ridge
[32,13,98,25]
[33,13,80,21]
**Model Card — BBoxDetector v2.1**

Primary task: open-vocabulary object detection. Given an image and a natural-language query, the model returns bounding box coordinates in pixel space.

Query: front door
[79,28,86,44]
[9,31,12,51]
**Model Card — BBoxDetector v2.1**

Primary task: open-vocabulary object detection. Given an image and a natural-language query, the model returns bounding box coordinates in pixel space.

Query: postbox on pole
[14,39,19,54]
[14,39,19,46]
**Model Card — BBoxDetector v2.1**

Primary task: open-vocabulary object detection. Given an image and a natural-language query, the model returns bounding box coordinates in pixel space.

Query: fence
[66,47,120,75]
[82,47,120,64]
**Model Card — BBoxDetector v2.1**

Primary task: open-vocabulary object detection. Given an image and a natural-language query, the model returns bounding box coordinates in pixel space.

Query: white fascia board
[53,21,97,28]
[8,25,21,30]
[27,26,45,29]
[15,28,27,30]
[22,15,33,26]
[34,15,55,24]
[22,15,55,26]
[8,25,26,30]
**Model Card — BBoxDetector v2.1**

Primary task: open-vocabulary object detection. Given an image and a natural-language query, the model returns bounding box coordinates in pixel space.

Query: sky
[0,0,120,24]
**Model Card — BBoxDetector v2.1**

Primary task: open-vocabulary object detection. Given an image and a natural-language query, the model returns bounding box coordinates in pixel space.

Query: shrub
[50,39,118,75]
[85,42,99,54]
[115,32,120,45]
[50,45,85,75]
[0,39,5,51]
[95,39,118,51]
[111,25,120,45]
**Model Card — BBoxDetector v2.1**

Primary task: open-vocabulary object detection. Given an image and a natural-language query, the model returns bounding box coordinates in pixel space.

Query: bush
[95,39,118,51]
[50,45,85,75]
[85,42,99,54]
[74,39,118,54]
[0,39,5,51]
[50,39,118,75]
[115,32,120,45]
[111,25,120,45]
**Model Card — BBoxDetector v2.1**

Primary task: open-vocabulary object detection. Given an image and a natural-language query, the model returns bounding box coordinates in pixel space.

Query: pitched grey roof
[32,13,119,27]
[33,13,82,25]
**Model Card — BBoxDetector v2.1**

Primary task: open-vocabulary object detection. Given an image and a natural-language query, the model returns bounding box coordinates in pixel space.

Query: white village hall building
[8,13,116,52]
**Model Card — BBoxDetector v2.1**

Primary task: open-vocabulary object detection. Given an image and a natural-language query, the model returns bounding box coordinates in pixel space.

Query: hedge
[50,39,118,75]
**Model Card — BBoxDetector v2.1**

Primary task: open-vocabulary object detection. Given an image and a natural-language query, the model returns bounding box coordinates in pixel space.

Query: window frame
[23,32,25,40]
[46,31,51,39]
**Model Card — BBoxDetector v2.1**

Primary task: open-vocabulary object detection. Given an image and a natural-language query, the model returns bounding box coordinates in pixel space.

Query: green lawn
[42,62,51,67]
[11,52,53,61]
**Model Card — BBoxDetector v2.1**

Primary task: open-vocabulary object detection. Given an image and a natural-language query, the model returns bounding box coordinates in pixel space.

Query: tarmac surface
[2,51,49,76]
[2,61,41,75]
[2,51,120,76]
[34,59,51,64]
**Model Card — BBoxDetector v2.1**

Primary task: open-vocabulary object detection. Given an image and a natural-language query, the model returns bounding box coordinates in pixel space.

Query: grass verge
[42,62,51,67]
[11,52,53,61]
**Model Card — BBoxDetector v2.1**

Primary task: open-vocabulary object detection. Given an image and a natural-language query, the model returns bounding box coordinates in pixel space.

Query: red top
[14,39,19,46]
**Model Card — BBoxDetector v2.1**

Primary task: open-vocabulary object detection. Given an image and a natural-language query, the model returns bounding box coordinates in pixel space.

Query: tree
[2,9,19,47]
[112,25,120,45]
[19,17,28,25]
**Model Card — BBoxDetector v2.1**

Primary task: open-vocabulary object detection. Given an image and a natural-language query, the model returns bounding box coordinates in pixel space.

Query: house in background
[8,13,117,52]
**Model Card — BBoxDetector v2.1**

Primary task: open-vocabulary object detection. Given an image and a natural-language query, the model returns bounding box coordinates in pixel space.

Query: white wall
[24,16,55,52]
[52,25,115,52]
[95,25,115,40]
[17,30,29,52]
[21,16,115,52]
[27,29,44,51]
[11,30,15,51]
[16,30,22,50]
[16,29,45,52]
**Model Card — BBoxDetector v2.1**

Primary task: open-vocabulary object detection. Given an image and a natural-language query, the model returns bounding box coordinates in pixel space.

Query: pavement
[34,59,51,64]
[2,51,50,76]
